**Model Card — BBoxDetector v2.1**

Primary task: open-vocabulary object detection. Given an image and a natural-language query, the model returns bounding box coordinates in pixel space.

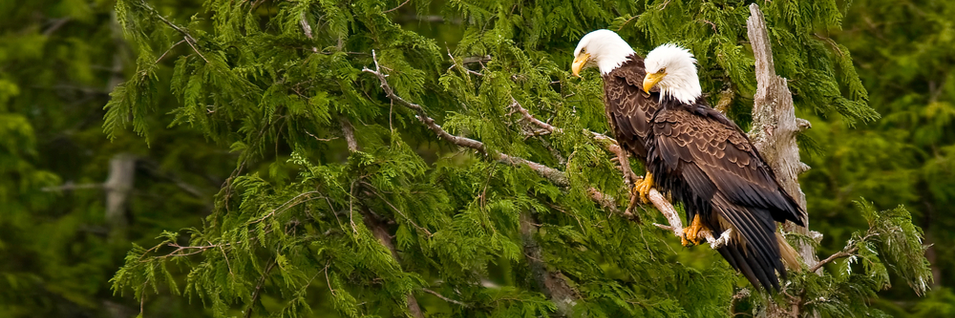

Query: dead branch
[808,250,856,274]
[421,288,469,307]
[363,51,570,186]
[746,3,820,268]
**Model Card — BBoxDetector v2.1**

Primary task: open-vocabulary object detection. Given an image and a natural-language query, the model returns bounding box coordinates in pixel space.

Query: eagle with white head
[573,29,805,291]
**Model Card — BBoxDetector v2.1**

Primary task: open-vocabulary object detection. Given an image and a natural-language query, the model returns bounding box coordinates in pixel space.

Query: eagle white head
[642,44,702,104]
[572,29,636,76]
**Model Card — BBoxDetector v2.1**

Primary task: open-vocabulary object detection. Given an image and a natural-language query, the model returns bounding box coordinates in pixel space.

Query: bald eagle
[573,30,804,291]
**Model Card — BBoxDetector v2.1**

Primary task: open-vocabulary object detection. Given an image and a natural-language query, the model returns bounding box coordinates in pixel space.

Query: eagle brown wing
[649,107,804,224]
[647,105,805,290]
[602,56,662,161]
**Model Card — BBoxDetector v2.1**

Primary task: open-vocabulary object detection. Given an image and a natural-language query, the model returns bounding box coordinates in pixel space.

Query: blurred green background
[2,0,953,316]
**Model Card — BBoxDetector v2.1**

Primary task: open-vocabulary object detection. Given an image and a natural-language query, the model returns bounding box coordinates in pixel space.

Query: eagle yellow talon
[631,172,654,204]
[682,215,709,246]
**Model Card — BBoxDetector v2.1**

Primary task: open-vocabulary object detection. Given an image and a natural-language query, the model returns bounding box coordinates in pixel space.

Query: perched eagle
[572,30,805,291]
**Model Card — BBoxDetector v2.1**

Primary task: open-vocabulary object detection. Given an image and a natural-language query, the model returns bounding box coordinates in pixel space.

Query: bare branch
[587,187,622,217]
[155,39,187,64]
[809,249,857,274]
[508,97,634,184]
[42,182,103,192]
[362,50,569,186]
[649,188,684,241]
[383,0,411,13]
[421,288,468,307]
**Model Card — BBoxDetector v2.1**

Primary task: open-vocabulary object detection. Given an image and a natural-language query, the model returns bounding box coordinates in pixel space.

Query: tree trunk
[104,154,136,231]
[746,4,821,317]
[520,211,578,317]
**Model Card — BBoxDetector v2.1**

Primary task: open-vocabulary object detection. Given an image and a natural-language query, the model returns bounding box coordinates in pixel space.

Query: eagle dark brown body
[602,56,805,291]
[602,55,661,162]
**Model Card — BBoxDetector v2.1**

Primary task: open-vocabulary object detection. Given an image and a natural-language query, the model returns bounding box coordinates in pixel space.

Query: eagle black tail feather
[717,239,780,291]
[712,195,787,291]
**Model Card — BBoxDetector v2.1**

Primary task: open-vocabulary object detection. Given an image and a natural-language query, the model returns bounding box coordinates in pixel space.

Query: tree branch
[362,50,569,187]
[808,249,857,274]
[421,288,468,307]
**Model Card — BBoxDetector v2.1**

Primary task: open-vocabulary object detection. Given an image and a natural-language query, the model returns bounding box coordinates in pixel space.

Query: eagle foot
[631,172,654,204]
[681,215,709,246]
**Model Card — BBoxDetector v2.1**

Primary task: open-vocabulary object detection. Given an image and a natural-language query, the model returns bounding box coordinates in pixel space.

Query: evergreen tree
[39,0,932,316]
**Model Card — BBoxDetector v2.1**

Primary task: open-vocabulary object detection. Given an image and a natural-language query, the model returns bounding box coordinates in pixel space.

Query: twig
[140,0,209,63]
[809,249,857,273]
[587,187,622,216]
[507,98,623,169]
[245,260,277,318]
[43,18,71,36]
[155,39,186,64]
[42,183,103,192]
[383,0,411,13]
[323,261,335,296]
[808,231,877,273]
[422,288,469,307]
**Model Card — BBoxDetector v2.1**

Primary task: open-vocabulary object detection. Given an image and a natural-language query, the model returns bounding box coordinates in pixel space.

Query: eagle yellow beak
[643,72,665,93]
[572,53,591,77]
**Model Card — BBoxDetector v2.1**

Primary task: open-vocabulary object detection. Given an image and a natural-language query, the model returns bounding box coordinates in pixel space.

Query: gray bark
[104,154,136,230]
[746,4,823,317]
[746,3,820,270]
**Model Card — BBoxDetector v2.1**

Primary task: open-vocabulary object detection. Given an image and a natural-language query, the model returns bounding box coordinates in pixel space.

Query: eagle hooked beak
[643,72,665,93]
[572,53,591,77]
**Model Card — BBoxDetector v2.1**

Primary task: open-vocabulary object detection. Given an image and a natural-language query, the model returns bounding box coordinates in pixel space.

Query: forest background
[1,0,953,317]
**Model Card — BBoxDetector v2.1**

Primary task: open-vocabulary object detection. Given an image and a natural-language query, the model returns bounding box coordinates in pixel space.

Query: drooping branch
[363,51,570,187]
[746,3,821,268]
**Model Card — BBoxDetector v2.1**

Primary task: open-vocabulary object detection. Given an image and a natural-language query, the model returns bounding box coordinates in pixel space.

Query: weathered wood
[104,154,136,230]
[746,3,820,269]
[747,3,824,317]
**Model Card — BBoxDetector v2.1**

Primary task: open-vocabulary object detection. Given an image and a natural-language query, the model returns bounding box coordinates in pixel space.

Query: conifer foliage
[107,0,930,316]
